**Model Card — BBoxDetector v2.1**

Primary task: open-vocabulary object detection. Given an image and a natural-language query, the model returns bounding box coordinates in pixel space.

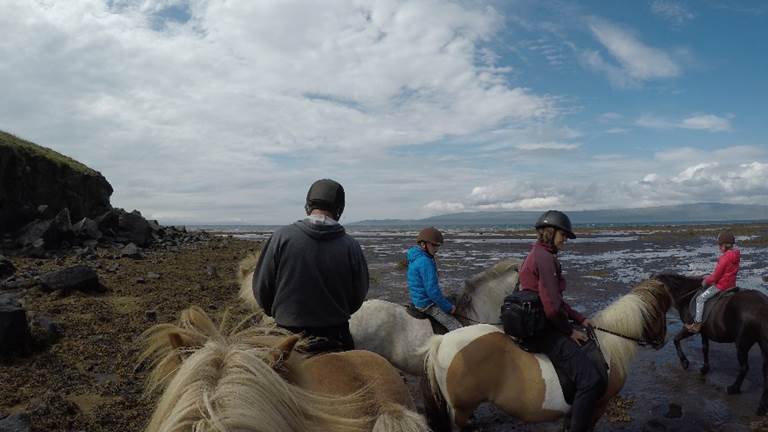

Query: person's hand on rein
[570,328,589,345]
[582,318,594,329]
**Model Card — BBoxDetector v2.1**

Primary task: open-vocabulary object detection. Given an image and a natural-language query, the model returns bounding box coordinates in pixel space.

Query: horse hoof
[680,359,689,370]
[699,365,709,375]
[727,385,741,395]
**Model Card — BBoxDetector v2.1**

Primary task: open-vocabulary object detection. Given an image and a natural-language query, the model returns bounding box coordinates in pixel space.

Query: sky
[1,0,767,224]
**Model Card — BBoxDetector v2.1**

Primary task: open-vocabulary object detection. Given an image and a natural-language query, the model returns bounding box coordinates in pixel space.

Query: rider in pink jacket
[686,231,740,333]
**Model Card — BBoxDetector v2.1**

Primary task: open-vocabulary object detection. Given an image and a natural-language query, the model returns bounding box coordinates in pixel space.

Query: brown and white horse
[139,306,428,432]
[421,278,672,431]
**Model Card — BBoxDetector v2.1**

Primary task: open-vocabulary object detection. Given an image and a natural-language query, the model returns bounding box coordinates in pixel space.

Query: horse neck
[593,293,654,380]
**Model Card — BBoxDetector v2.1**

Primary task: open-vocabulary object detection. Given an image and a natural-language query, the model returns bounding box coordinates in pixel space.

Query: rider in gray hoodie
[252,179,369,351]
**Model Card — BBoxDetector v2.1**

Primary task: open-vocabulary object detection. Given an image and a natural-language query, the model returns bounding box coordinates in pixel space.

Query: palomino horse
[654,273,768,415]
[139,306,429,432]
[421,277,671,431]
[238,254,521,376]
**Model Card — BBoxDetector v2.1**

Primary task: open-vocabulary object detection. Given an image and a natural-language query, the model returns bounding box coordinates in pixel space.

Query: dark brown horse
[654,273,768,415]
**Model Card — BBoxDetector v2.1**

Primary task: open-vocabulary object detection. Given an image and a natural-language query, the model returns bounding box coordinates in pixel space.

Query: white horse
[350,258,520,375]
[237,254,520,375]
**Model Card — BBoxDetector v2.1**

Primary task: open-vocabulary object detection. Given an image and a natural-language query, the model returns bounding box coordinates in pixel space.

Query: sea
[194,222,768,315]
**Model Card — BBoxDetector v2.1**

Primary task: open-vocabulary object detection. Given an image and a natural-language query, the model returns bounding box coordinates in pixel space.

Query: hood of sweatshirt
[407,246,430,263]
[293,219,346,240]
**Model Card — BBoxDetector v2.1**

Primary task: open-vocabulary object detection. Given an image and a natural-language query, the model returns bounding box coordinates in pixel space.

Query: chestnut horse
[139,306,428,432]
[654,273,768,415]
[238,254,521,375]
[421,277,671,431]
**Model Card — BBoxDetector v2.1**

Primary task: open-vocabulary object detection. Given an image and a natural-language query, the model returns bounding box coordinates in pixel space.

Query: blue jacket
[406,246,454,313]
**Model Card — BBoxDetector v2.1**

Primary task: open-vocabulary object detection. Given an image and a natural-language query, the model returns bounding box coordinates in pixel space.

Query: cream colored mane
[592,278,670,380]
[140,306,375,432]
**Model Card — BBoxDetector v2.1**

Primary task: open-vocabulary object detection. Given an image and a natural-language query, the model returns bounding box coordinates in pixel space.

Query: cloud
[0,0,557,223]
[637,114,732,132]
[650,1,695,24]
[513,142,580,151]
[424,200,466,215]
[679,114,731,132]
[583,19,680,87]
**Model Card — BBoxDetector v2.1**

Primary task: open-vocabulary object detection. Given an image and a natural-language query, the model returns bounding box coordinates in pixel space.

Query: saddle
[687,287,740,325]
[404,304,449,335]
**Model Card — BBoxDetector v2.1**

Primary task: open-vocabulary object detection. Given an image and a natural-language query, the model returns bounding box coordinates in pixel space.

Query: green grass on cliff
[0,130,98,175]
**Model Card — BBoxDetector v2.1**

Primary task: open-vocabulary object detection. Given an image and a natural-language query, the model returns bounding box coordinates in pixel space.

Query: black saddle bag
[500,290,548,338]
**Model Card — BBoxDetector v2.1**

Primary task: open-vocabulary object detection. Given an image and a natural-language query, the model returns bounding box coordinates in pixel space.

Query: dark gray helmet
[535,210,576,239]
[305,179,345,219]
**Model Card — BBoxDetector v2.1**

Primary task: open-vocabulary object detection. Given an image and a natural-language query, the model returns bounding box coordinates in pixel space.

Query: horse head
[628,277,677,350]
[652,273,703,315]
[457,258,521,323]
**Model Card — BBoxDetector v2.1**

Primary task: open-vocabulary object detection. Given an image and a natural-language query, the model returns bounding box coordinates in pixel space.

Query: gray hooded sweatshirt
[252,219,369,327]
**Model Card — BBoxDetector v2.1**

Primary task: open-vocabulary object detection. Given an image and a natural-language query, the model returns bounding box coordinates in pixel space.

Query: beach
[2,223,768,431]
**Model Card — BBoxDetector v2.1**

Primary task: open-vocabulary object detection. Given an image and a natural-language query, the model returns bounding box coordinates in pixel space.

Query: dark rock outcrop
[0,131,113,235]
[0,256,14,280]
[0,293,31,356]
[39,265,103,294]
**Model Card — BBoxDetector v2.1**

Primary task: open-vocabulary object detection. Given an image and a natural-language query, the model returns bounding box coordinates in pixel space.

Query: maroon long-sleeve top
[519,241,585,335]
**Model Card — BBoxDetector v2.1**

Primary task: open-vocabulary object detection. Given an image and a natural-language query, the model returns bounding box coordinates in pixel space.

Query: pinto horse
[237,254,520,375]
[421,277,671,431]
[139,306,428,432]
[654,273,768,415]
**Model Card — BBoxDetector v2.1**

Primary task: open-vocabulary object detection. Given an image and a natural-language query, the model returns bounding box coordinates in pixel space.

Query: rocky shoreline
[0,235,260,432]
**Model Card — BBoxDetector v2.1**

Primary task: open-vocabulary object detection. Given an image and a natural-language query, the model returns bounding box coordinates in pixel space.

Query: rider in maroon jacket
[519,210,606,432]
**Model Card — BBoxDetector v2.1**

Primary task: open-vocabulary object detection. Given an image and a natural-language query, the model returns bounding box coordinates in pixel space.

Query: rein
[593,326,659,347]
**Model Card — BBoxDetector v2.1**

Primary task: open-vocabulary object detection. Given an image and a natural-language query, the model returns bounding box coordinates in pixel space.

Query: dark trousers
[527,329,608,432]
[279,322,355,353]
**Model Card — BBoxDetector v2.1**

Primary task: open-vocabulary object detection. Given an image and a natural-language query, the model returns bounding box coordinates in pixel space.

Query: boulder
[0,413,31,432]
[71,217,102,240]
[0,294,31,356]
[14,208,73,249]
[0,131,112,235]
[0,256,14,280]
[121,243,143,259]
[39,265,102,294]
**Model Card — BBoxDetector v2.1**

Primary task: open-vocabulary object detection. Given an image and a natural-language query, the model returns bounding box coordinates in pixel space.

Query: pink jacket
[704,248,740,291]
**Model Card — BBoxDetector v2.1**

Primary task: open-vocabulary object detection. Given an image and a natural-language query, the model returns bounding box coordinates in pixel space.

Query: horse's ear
[168,332,188,361]
[271,334,301,364]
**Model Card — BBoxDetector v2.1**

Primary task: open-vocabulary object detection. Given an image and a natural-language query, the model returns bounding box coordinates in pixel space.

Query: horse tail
[236,253,261,311]
[371,402,430,432]
[421,334,452,432]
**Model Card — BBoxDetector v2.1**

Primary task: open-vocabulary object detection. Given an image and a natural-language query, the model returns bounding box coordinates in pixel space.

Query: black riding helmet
[305,179,345,220]
[535,210,576,239]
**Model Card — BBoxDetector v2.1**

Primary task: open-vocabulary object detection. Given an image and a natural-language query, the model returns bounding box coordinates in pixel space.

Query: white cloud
[0,0,557,223]
[424,200,466,215]
[514,142,580,151]
[637,114,732,132]
[584,19,680,87]
[679,114,731,132]
[650,1,695,25]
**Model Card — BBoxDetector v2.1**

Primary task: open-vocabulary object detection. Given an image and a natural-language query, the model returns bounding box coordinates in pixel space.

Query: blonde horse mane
[237,253,262,312]
[141,306,379,432]
[145,336,375,432]
[462,258,521,294]
[592,278,670,380]
[138,305,296,396]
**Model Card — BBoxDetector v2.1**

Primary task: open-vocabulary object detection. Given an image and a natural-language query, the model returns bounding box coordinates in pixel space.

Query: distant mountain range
[350,203,768,227]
